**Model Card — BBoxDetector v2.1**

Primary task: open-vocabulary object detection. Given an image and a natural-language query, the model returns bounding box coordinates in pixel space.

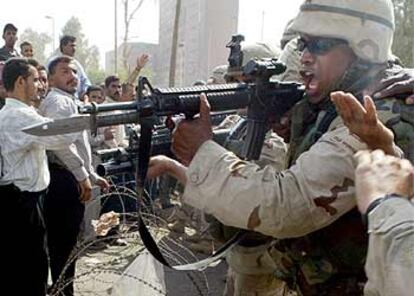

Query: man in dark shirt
[0,23,20,61]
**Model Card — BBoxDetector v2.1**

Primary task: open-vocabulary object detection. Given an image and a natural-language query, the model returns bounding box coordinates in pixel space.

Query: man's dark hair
[37,65,46,72]
[2,58,32,92]
[48,56,73,76]
[86,85,103,95]
[104,75,120,88]
[20,41,32,50]
[59,35,76,52]
[27,58,40,69]
[3,23,18,35]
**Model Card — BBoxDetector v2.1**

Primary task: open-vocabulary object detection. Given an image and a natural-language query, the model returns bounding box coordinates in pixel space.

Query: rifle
[76,58,304,160]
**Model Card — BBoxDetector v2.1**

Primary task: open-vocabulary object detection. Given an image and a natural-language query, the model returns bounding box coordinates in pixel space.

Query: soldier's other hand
[95,176,110,192]
[371,68,414,104]
[271,113,291,142]
[147,155,187,185]
[172,93,213,166]
[331,91,396,156]
[354,150,414,214]
[137,53,149,70]
[103,127,115,141]
[79,178,93,203]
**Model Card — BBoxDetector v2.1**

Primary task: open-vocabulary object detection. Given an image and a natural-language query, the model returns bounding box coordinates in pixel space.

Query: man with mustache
[47,35,91,100]
[104,75,122,103]
[148,0,414,294]
[0,57,81,296]
[39,56,108,296]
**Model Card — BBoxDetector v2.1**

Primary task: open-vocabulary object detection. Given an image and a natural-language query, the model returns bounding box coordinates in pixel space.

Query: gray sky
[0,0,302,65]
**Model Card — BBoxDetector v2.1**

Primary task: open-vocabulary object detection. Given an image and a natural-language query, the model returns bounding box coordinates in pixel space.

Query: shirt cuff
[368,197,414,233]
[71,166,89,182]
[88,171,99,184]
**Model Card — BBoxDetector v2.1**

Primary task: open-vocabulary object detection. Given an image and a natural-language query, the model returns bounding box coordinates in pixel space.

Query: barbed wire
[46,182,215,296]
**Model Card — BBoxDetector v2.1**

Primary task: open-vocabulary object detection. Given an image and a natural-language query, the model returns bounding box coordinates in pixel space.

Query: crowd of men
[0,21,148,296]
[0,0,413,295]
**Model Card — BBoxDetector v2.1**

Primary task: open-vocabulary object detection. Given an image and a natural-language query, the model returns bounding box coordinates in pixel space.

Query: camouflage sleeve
[183,126,368,238]
[255,131,287,171]
[364,198,414,296]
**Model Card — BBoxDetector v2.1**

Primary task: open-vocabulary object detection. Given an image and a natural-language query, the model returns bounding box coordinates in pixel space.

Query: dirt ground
[72,229,228,296]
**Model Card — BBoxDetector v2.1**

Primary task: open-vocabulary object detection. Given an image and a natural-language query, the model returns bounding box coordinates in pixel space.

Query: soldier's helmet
[291,0,395,64]
[226,42,281,80]
[208,65,228,84]
[276,38,302,83]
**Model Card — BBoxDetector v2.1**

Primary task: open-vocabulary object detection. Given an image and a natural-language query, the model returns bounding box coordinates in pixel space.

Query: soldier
[149,0,414,295]
[207,65,228,85]
[224,42,281,83]
[210,42,292,295]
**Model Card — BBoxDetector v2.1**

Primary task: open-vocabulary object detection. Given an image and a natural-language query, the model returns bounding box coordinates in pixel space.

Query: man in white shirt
[39,55,108,296]
[0,58,78,296]
[47,35,91,100]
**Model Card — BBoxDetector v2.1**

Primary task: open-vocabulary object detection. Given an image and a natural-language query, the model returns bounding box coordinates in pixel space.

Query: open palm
[331,91,395,154]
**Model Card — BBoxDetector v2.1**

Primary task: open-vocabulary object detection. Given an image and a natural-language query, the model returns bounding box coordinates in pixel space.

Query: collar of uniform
[4,97,31,109]
[49,87,77,100]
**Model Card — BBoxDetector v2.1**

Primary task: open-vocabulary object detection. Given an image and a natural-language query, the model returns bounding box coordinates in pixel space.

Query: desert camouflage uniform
[209,39,296,295]
[183,90,413,295]
[200,0,413,294]
[210,114,293,296]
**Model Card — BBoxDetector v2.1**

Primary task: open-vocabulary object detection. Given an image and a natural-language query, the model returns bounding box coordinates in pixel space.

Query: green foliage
[61,16,103,73]
[87,68,107,85]
[393,0,414,66]
[19,29,52,65]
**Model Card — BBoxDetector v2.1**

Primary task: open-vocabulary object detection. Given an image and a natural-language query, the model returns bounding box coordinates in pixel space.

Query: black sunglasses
[297,37,348,55]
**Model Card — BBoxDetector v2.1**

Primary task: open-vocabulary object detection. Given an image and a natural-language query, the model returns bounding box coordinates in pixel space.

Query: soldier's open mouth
[300,70,318,94]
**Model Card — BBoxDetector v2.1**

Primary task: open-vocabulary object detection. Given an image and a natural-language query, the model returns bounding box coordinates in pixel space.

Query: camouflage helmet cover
[208,64,228,84]
[226,42,281,78]
[291,0,395,64]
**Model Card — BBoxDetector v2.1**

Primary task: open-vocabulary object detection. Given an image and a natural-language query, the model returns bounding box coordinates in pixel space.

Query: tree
[393,0,414,66]
[19,29,52,64]
[169,0,181,86]
[61,17,105,83]
[121,0,145,73]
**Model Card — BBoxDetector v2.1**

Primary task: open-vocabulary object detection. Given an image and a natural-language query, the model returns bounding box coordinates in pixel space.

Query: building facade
[156,0,239,87]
